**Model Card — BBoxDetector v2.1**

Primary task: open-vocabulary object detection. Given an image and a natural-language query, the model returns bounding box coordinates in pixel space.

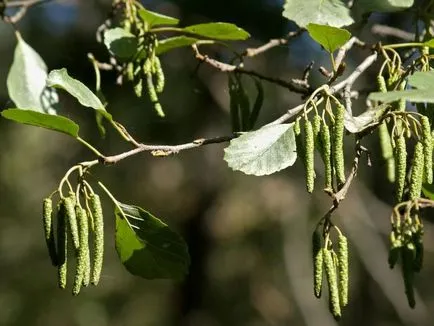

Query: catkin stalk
[72,206,90,295]
[43,198,58,266]
[57,202,68,289]
[401,244,416,308]
[421,116,433,184]
[324,249,341,320]
[90,194,104,286]
[64,195,80,250]
[394,135,407,202]
[312,230,323,298]
[304,119,315,193]
[337,235,349,307]
[408,142,425,200]
[319,120,333,190]
[379,122,395,182]
[333,105,346,187]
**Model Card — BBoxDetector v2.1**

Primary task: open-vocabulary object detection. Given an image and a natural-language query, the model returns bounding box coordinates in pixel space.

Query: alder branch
[192,44,312,95]
[371,24,415,41]
[2,0,55,23]
[243,28,305,58]
[101,135,236,164]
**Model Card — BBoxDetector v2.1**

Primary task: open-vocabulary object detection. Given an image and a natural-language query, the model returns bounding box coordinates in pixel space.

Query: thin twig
[192,44,311,95]
[102,135,235,164]
[371,24,415,41]
[243,29,305,58]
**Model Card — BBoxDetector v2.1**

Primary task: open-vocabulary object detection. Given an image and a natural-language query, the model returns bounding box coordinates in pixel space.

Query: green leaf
[138,8,179,27]
[183,23,250,40]
[344,104,389,133]
[7,33,59,114]
[424,39,434,48]
[103,28,138,59]
[353,0,414,14]
[224,124,297,176]
[369,71,434,103]
[422,183,434,200]
[283,0,354,28]
[1,109,79,137]
[115,202,190,280]
[306,24,351,53]
[47,69,112,120]
[156,36,198,55]
[283,0,413,28]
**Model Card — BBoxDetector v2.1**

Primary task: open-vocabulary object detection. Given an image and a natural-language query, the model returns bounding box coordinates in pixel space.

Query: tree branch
[192,44,312,95]
[243,29,305,58]
[102,135,236,164]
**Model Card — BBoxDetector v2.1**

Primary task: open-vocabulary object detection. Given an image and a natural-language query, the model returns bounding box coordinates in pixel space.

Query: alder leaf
[183,23,250,40]
[104,27,138,59]
[138,8,179,27]
[306,24,351,53]
[7,33,59,114]
[224,124,297,176]
[283,0,354,28]
[368,71,434,103]
[1,109,79,137]
[283,0,413,27]
[115,202,190,280]
[156,36,198,55]
[47,68,112,120]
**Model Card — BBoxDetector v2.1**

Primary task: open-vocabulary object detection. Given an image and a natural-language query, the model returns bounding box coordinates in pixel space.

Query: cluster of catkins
[377,75,433,308]
[124,32,165,117]
[294,103,346,194]
[312,229,349,320]
[42,191,104,295]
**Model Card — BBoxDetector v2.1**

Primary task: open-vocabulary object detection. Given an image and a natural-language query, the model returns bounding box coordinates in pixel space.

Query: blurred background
[0,0,433,325]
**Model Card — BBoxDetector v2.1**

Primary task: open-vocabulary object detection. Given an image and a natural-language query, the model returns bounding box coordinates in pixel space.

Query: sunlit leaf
[138,8,179,27]
[183,23,250,40]
[7,33,58,114]
[156,36,198,55]
[104,28,138,59]
[1,109,79,137]
[47,68,112,120]
[224,124,297,176]
[283,0,354,28]
[306,24,351,53]
[115,202,190,280]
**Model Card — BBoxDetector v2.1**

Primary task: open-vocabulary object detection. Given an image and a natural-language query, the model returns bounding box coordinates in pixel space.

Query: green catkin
[312,114,322,146]
[401,243,416,308]
[90,194,104,286]
[394,135,407,202]
[304,119,315,193]
[421,116,433,184]
[377,75,387,93]
[409,142,425,200]
[333,105,346,187]
[43,198,58,266]
[379,122,395,182]
[152,56,165,93]
[64,195,80,250]
[324,249,341,320]
[337,234,349,307]
[312,230,323,298]
[72,206,89,296]
[388,230,401,269]
[294,118,306,169]
[319,120,333,190]
[126,62,134,81]
[133,78,143,98]
[146,73,158,102]
[57,202,68,289]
